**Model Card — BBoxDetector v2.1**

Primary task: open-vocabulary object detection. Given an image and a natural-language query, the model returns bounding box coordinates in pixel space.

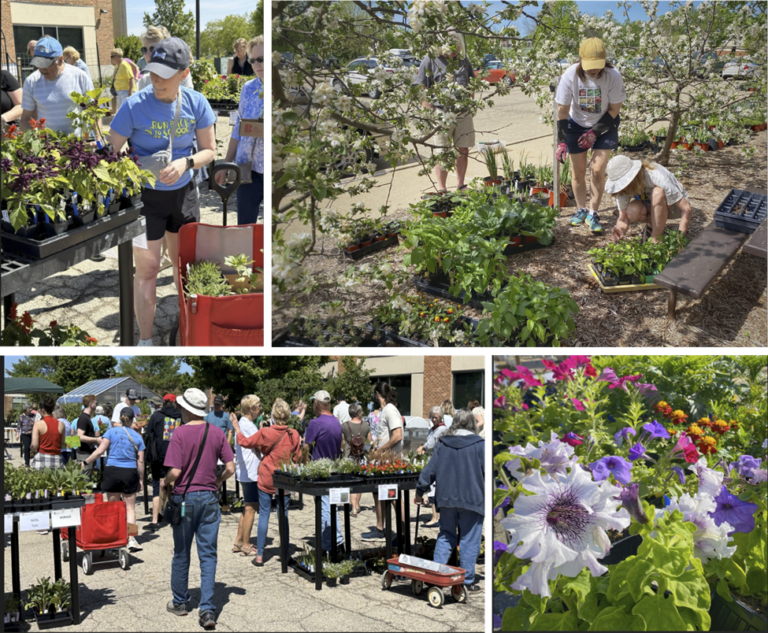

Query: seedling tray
[34,610,72,630]
[588,264,663,294]
[344,234,399,260]
[384,316,477,347]
[502,236,555,256]
[272,319,387,347]
[714,188,767,234]
[412,273,494,310]
[1,205,142,260]
[209,101,239,112]
[50,495,86,511]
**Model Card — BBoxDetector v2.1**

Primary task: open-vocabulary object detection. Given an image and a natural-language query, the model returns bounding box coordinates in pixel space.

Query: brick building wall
[422,356,453,418]
[1,0,15,63]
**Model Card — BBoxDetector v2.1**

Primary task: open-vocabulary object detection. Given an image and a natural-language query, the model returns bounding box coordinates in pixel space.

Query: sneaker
[128,536,143,551]
[570,209,588,225]
[467,584,483,593]
[167,600,188,617]
[137,338,153,347]
[587,213,603,234]
[199,611,216,630]
[361,528,385,541]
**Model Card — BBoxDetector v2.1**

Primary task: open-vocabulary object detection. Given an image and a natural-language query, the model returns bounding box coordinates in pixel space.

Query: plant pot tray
[709,590,768,632]
[50,495,86,510]
[272,319,387,347]
[344,234,399,260]
[588,264,664,294]
[384,316,477,348]
[1,205,143,260]
[502,236,555,256]
[714,188,767,234]
[34,610,73,630]
[209,101,239,112]
[412,274,494,310]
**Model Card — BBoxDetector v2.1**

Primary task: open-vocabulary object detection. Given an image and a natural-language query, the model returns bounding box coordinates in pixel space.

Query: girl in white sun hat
[604,154,693,243]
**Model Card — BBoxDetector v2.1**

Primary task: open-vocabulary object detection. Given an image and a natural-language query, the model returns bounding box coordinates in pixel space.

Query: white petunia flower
[506,431,580,482]
[688,457,724,498]
[502,466,630,597]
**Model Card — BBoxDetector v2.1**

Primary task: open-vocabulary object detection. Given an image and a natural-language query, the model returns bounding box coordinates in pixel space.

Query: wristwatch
[187,156,195,170]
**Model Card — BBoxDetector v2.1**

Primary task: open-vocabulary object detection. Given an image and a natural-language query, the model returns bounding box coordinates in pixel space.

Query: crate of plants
[714,189,768,234]
[357,450,426,485]
[221,492,245,514]
[201,72,247,111]
[343,218,402,260]
[272,317,386,347]
[4,461,90,513]
[23,578,72,630]
[274,458,359,490]
[587,231,691,292]
[618,128,651,152]
[3,594,22,632]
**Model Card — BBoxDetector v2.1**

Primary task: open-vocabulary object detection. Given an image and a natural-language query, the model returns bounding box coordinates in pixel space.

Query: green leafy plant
[500,151,515,182]
[25,577,55,615]
[223,253,264,293]
[185,260,232,298]
[484,149,499,181]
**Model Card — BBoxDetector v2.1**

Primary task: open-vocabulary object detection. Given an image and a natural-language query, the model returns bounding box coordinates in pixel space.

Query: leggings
[21,434,32,467]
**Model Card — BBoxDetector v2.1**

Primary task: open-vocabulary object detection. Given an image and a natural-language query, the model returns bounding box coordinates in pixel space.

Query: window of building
[453,371,485,411]
[370,375,412,416]
[14,26,86,63]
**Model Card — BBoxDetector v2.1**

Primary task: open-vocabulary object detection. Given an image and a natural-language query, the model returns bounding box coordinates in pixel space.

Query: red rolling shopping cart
[381,556,468,608]
[61,495,131,574]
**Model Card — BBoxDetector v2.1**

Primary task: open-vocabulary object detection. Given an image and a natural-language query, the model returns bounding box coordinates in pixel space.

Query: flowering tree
[509,0,767,165]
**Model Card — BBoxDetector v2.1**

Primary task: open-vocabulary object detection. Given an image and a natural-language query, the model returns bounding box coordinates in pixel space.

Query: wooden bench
[743,221,767,259]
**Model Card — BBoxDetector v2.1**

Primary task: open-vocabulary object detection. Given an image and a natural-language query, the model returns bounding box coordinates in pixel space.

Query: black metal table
[2,214,145,346]
[274,475,418,591]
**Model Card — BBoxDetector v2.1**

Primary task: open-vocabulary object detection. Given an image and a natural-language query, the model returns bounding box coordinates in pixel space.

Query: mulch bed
[274,131,767,347]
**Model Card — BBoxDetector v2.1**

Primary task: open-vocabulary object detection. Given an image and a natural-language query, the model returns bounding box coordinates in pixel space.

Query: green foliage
[185,260,232,298]
[189,58,220,92]
[329,357,373,405]
[24,577,70,614]
[116,356,192,396]
[200,13,258,58]
[6,355,117,393]
[588,232,690,278]
[253,0,264,36]
[142,0,196,50]
[114,35,143,63]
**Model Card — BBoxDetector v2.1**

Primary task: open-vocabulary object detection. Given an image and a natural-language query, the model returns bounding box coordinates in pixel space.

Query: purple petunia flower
[730,455,763,479]
[712,485,759,534]
[597,367,619,383]
[628,442,647,462]
[493,540,508,565]
[590,455,633,485]
[618,483,649,524]
[571,398,585,411]
[493,395,506,409]
[669,466,686,485]
[642,420,670,440]
[614,427,637,447]
[493,614,502,630]
[636,383,658,397]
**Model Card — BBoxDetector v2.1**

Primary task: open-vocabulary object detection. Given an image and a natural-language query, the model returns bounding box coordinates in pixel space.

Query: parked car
[722,59,758,80]
[332,57,408,98]
[476,60,518,86]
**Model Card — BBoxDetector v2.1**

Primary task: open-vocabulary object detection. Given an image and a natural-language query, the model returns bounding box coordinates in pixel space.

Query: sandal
[239,545,257,557]
[254,555,264,567]
[232,543,243,554]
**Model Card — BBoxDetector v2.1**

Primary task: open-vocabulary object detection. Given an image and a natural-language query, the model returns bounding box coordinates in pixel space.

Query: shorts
[240,481,260,504]
[435,113,476,149]
[151,462,168,497]
[31,453,62,470]
[634,196,684,220]
[566,115,620,155]
[116,90,130,110]
[140,179,200,241]
[102,466,140,494]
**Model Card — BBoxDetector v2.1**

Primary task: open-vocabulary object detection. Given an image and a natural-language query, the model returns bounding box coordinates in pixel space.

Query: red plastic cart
[61,496,131,574]
[173,222,264,346]
[381,557,468,608]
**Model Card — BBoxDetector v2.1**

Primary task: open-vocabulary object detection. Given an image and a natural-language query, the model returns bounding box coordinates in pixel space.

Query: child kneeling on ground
[604,155,693,243]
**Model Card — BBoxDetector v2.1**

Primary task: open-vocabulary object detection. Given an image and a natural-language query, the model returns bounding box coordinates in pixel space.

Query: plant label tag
[51,509,82,529]
[19,511,50,532]
[239,119,264,138]
[1,209,9,223]
[379,484,398,500]
[229,111,238,126]
[4,515,12,534]
[329,488,350,505]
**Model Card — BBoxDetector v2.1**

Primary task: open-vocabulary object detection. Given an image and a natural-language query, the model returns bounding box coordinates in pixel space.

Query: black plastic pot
[618,274,632,285]
[340,575,350,585]
[42,219,69,238]
[34,610,72,630]
[71,210,95,227]
[597,534,641,566]
[326,577,338,587]
[631,274,644,285]
[601,270,619,287]
[709,590,768,632]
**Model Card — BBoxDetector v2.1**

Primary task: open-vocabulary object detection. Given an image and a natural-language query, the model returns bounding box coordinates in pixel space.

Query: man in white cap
[20,36,94,134]
[112,389,140,427]
[162,388,234,630]
[604,155,692,242]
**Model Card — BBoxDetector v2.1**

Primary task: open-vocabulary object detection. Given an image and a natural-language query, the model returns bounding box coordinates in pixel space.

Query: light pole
[196,0,201,60]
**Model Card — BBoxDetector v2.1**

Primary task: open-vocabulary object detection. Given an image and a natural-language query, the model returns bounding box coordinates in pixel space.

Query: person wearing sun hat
[555,37,627,234]
[605,155,693,243]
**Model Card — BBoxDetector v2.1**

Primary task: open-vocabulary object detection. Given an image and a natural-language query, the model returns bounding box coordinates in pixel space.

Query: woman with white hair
[230,394,262,557]
[417,405,449,528]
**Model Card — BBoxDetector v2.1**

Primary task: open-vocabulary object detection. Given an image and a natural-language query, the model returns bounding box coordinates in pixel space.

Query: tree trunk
[657,111,681,167]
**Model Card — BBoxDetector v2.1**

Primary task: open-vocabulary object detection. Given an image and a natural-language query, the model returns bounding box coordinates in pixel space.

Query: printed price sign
[229,111,238,126]
[239,119,263,138]
[378,484,399,500]
[4,514,12,534]
[19,511,50,532]
[329,488,350,506]
[65,435,81,449]
[51,508,82,529]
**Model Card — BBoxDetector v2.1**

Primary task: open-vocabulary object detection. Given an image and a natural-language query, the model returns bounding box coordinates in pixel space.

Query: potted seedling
[531,165,550,200]
[653,126,668,145]
[500,151,514,192]
[550,159,571,207]
[324,562,340,587]
[224,253,264,293]
[483,150,503,187]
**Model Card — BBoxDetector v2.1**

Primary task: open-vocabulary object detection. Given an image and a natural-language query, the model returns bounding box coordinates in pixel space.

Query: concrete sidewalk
[3,450,485,632]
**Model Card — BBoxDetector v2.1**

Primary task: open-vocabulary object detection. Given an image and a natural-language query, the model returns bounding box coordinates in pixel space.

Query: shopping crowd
[9,383,485,630]
[1,30,264,346]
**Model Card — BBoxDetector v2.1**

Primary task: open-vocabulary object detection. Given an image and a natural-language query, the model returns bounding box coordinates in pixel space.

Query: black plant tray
[359,473,421,485]
[412,273,494,310]
[714,188,767,234]
[34,610,72,630]
[709,590,768,632]
[8,499,53,513]
[209,101,239,111]
[4,617,21,632]
[618,141,650,152]
[291,560,328,583]
[383,316,477,348]
[1,205,143,260]
[50,495,86,511]
[502,236,555,256]
[343,234,399,260]
[272,319,386,347]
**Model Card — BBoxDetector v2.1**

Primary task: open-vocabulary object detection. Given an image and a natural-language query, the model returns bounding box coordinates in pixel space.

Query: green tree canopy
[329,357,373,405]
[200,13,258,58]
[6,356,117,393]
[116,356,192,396]
[114,35,142,63]
[143,0,196,49]
[253,0,264,36]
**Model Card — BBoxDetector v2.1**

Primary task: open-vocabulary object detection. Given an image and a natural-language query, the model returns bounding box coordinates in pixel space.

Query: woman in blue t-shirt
[107,37,216,347]
[84,407,146,552]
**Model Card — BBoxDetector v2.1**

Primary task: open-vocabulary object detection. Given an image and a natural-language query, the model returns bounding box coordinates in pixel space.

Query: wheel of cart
[380,557,467,608]
[61,497,131,574]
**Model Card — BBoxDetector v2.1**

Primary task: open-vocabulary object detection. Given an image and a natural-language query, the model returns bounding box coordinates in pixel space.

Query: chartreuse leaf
[716,577,733,602]
[528,612,579,631]
[664,566,711,612]
[678,606,711,632]
[746,567,768,595]
[588,605,646,631]
[493,488,510,511]
[522,589,548,615]
[627,559,656,602]
[607,556,641,602]
[577,586,602,623]
[560,568,591,607]
[632,593,687,631]
[502,605,535,631]
[638,535,690,578]
[720,556,747,589]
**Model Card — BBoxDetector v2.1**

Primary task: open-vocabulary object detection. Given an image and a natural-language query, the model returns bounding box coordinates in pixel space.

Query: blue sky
[126,0,256,38]
[4,356,193,377]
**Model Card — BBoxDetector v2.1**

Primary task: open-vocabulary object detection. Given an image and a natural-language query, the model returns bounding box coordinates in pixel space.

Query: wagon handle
[210,162,241,227]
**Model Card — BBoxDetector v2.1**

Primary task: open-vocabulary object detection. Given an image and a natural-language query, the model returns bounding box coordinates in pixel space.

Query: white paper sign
[4,514,12,534]
[329,488,350,505]
[51,508,82,529]
[229,111,238,126]
[378,484,399,501]
[2,209,9,223]
[19,511,50,532]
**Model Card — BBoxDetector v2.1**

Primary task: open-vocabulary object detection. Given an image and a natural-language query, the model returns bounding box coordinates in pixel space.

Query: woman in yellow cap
[554,37,626,234]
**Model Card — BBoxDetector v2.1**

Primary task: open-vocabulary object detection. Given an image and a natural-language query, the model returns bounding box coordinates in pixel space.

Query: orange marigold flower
[447,308,454,314]
[686,424,705,438]
[443,317,450,323]
[697,436,717,455]
[697,417,711,428]
[711,419,730,435]
[670,410,688,425]
[729,420,739,430]
[668,428,678,435]
[433,316,440,323]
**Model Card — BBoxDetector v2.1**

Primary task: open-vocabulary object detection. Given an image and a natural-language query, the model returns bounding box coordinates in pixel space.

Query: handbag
[163,423,209,526]
[137,93,182,179]
[109,65,117,97]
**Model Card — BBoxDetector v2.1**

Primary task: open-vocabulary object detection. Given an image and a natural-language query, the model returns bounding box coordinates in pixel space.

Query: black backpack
[345,422,365,459]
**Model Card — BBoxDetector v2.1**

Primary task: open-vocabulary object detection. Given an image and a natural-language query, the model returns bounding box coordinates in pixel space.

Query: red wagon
[173,222,264,346]
[61,496,131,574]
[381,556,468,608]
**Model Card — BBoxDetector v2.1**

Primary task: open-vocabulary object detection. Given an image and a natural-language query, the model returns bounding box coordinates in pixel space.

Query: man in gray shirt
[413,31,476,193]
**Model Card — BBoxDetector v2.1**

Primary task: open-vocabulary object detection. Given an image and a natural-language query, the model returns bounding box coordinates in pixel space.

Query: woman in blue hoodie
[415,408,484,591]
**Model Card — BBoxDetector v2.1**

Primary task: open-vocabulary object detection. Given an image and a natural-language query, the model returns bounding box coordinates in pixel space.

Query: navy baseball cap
[31,36,63,69]
[143,37,191,79]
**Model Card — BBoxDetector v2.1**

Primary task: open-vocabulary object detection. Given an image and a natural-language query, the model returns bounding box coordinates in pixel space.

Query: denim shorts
[566,115,620,154]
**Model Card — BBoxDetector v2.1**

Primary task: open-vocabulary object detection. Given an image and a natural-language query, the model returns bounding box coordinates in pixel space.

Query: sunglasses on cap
[249,56,264,64]
[140,46,155,55]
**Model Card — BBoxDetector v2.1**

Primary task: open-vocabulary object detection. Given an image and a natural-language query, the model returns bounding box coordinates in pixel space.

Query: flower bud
[618,483,649,524]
